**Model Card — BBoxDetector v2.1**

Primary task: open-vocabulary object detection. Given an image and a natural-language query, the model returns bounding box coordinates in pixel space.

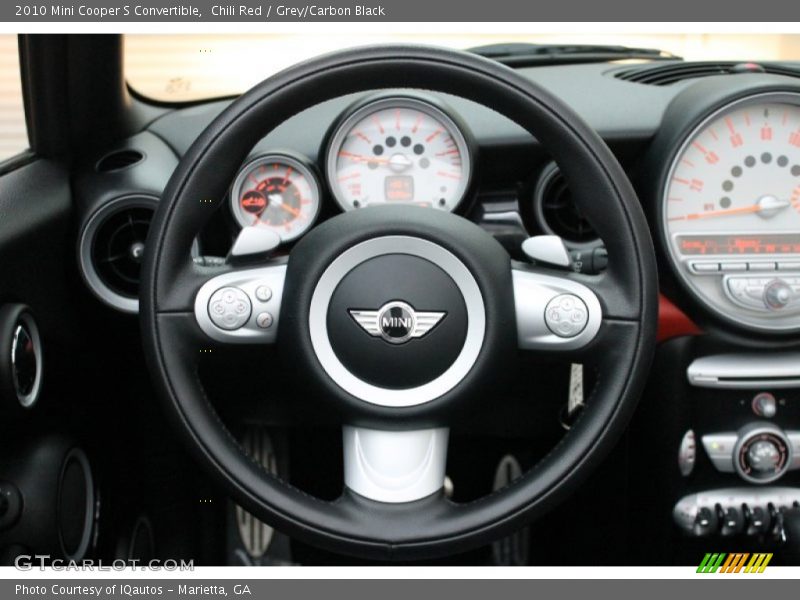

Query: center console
[629,335,800,564]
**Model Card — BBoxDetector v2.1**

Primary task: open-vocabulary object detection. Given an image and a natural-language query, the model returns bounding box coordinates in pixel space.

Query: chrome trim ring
[11,312,43,409]
[309,236,486,408]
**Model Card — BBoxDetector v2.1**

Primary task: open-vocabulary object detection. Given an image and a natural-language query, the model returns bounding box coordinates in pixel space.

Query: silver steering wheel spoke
[512,264,603,352]
[193,262,286,344]
[342,426,449,503]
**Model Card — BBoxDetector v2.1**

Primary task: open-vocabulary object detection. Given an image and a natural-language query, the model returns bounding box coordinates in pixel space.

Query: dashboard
[74,60,800,343]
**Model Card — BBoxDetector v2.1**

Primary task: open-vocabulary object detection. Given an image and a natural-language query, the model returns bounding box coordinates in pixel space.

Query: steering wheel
[141,45,657,560]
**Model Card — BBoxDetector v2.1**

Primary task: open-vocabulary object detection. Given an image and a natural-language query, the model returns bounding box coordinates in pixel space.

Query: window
[126,33,800,103]
[0,35,27,162]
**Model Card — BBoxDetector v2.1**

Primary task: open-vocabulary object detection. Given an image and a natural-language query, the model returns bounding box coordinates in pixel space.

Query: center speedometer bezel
[324,93,475,214]
[659,89,800,335]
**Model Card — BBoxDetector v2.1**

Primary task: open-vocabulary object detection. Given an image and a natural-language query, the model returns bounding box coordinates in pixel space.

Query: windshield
[126,33,800,103]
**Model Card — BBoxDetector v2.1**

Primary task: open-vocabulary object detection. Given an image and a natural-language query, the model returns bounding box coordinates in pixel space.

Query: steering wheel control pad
[281,204,516,418]
[327,253,468,389]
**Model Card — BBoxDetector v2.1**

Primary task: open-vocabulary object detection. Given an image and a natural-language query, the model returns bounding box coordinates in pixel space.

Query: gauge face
[230,154,320,241]
[326,96,471,212]
[663,93,800,332]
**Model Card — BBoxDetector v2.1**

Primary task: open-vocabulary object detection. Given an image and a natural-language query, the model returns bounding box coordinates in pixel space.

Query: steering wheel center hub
[307,234,484,407]
[327,252,468,390]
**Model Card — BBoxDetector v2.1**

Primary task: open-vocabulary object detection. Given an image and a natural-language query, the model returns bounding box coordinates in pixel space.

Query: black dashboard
[76,60,800,339]
[75,62,670,315]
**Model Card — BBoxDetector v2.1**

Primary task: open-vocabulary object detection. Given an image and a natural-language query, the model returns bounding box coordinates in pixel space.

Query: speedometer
[662,92,800,332]
[326,95,472,212]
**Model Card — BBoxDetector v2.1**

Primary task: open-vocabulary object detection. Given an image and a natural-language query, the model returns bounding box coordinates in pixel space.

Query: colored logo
[697,552,773,573]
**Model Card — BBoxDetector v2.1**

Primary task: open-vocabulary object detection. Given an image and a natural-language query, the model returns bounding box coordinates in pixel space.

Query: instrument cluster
[229,86,800,338]
[229,93,473,245]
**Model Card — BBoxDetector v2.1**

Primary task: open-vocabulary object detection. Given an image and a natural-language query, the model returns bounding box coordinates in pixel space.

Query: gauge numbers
[665,102,800,233]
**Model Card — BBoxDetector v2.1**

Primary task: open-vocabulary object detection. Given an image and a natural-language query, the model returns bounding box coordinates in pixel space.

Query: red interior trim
[658,294,702,343]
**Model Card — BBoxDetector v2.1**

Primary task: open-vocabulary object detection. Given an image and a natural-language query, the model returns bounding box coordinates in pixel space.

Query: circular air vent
[79,195,158,313]
[95,149,144,173]
[532,163,598,246]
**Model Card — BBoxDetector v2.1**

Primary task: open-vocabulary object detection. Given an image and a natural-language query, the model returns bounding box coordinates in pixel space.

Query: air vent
[96,149,144,172]
[79,195,158,313]
[532,164,597,246]
[613,61,800,86]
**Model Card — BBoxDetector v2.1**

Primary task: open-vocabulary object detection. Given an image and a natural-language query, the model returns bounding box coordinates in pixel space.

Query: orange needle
[277,203,301,218]
[338,151,390,165]
[669,199,790,222]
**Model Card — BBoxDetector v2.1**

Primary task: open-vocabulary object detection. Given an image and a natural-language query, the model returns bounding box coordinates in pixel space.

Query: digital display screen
[384,176,414,202]
[678,234,800,255]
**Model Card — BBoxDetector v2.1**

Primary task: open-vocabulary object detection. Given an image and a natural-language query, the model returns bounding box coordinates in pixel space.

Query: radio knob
[748,440,781,473]
[764,279,793,310]
[734,425,792,484]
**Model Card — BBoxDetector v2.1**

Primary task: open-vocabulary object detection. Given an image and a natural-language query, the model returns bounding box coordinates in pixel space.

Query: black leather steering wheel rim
[141,45,658,560]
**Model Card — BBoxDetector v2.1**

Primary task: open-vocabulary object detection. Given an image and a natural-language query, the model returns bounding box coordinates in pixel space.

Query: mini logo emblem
[349,301,446,344]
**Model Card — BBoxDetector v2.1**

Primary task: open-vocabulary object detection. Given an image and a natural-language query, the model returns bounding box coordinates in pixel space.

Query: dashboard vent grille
[96,149,144,172]
[80,196,158,313]
[533,165,597,245]
[613,61,800,86]
[91,206,152,298]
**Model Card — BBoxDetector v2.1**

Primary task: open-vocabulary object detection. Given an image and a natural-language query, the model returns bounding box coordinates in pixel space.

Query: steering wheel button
[255,285,273,302]
[256,312,274,329]
[545,294,589,338]
[208,286,251,330]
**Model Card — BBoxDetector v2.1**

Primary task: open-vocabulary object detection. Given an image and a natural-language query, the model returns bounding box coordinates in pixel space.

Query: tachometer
[326,95,472,212]
[230,153,321,242]
[662,92,800,332]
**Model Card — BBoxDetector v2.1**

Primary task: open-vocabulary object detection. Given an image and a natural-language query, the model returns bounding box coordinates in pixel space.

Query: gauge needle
[267,193,301,218]
[670,196,791,221]
[339,151,391,165]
